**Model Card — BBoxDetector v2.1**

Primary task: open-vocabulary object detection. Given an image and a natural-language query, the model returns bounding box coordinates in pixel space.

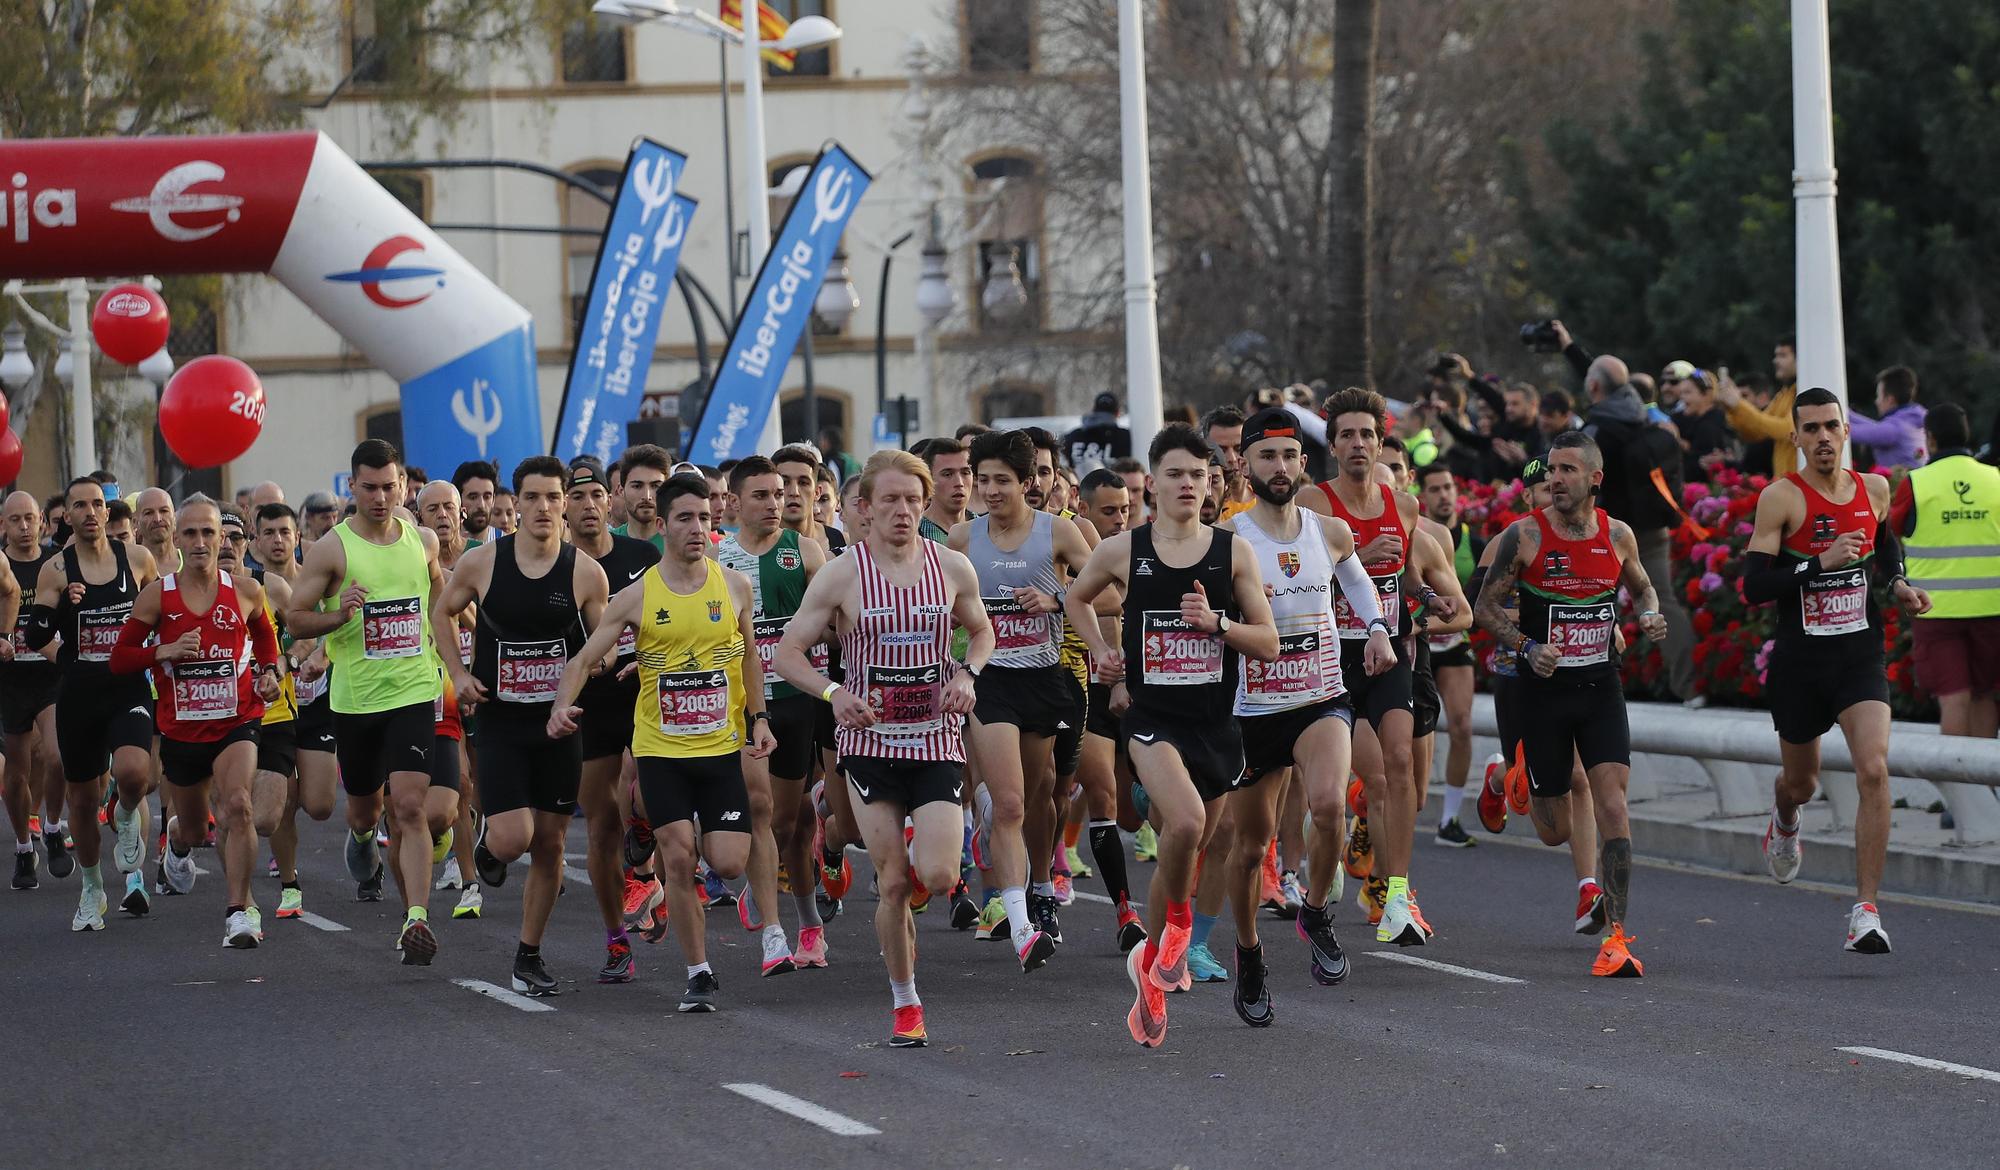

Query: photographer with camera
[1427,353,1533,481]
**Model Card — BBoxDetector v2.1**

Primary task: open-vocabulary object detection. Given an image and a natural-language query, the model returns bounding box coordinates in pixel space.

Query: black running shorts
[1240,696,1354,783]
[1429,639,1475,672]
[296,690,336,754]
[1517,678,1629,798]
[257,719,297,778]
[637,752,750,831]
[1338,637,1415,731]
[840,756,964,811]
[1766,648,1889,746]
[0,663,58,737]
[332,701,435,796]
[430,734,462,793]
[763,694,817,782]
[1410,636,1441,739]
[55,674,153,783]
[1086,680,1121,741]
[578,670,638,762]
[161,722,261,788]
[973,663,1072,737]
[1122,707,1246,804]
[1053,670,1087,777]
[474,707,579,814]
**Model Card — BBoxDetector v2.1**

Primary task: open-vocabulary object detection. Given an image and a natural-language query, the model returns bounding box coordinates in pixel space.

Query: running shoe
[623,816,655,869]
[1050,871,1075,906]
[111,802,144,873]
[266,856,279,878]
[908,867,931,914]
[1347,775,1367,817]
[224,909,260,949]
[678,970,720,1013]
[638,900,669,944]
[453,883,482,919]
[398,915,439,966]
[1185,941,1229,985]
[889,1004,927,1048]
[1762,809,1802,884]
[161,840,197,896]
[598,938,636,983]
[947,879,980,930]
[1124,944,1167,1048]
[1030,892,1064,946]
[1356,875,1388,925]
[1150,921,1192,993]
[120,871,150,917]
[1376,890,1426,946]
[1343,815,1373,880]
[11,849,38,890]
[1505,744,1530,815]
[1016,927,1055,973]
[72,885,108,931]
[974,896,1010,942]
[795,925,829,968]
[1297,903,1348,985]
[431,826,454,866]
[375,818,389,848]
[1232,943,1275,1027]
[1845,902,1891,954]
[1574,880,1608,935]
[246,906,264,940]
[1065,844,1094,879]
[1434,818,1476,848]
[815,891,843,922]
[1133,822,1158,863]
[761,929,796,977]
[1259,840,1285,913]
[44,828,74,879]
[819,846,852,900]
[357,864,384,903]
[1408,895,1436,939]
[435,857,463,891]
[345,826,380,885]
[277,887,304,920]
[204,815,217,848]
[511,951,559,996]
[738,883,763,932]
[776,863,792,896]
[622,874,663,928]
[1116,905,1148,954]
[702,867,736,908]
[1591,925,1643,977]
[472,823,507,888]
[1477,753,1508,834]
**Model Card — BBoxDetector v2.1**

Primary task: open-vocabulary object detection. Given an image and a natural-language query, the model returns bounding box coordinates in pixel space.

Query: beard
[1248,470,1299,506]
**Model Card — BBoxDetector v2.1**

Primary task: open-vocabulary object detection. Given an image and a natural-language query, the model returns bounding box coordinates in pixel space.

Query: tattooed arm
[1476,519,1557,678]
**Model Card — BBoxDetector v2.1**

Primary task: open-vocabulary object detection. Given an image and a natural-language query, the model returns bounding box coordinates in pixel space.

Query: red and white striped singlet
[836,539,963,763]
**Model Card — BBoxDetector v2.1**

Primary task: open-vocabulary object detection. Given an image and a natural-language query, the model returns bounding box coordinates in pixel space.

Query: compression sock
[1088,821,1133,905]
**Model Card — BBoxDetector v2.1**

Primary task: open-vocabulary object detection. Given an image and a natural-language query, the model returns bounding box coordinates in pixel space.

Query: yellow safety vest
[1906,454,2000,619]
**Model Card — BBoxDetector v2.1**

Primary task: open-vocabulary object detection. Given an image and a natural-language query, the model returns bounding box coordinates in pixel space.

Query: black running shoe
[1233,943,1275,1027]
[678,969,719,1013]
[1433,818,1477,848]
[44,830,74,879]
[511,951,559,997]
[1296,903,1348,986]
[623,818,654,869]
[1031,892,1064,946]
[357,864,385,903]
[473,824,508,888]
[948,880,980,931]
[815,891,842,922]
[12,849,38,890]
[598,939,636,984]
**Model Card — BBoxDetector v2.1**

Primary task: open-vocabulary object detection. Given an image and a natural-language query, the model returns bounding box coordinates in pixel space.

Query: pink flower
[1699,571,1725,594]
[1734,521,1754,538]
[1689,542,1716,563]
[1754,638,1774,684]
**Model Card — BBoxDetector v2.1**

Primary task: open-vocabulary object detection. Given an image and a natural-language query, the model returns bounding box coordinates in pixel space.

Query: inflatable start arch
[0,131,540,475]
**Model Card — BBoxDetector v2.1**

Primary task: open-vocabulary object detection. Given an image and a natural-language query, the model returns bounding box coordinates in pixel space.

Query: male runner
[551,474,775,1011]
[111,496,283,946]
[1029,429,1103,920]
[1072,468,1146,950]
[1220,408,1394,1021]
[416,479,483,919]
[1201,407,1253,520]
[1065,424,1279,1048]
[287,440,450,963]
[251,503,336,921]
[613,445,672,552]
[917,437,973,545]
[3,491,60,887]
[24,478,160,928]
[1744,387,1925,953]
[452,461,501,545]
[776,443,853,909]
[131,487,177,573]
[776,451,994,1047]
[1416,462,1483,846]
[439,456,608,994]
[1474,431,1669,976]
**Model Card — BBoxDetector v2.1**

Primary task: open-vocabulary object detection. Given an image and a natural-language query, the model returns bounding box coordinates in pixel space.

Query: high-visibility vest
[1906,454,2000,619]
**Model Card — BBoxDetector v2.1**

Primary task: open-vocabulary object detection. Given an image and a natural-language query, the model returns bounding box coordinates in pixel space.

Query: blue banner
[400,322,541,478]
[689,142,871,463]
[553,138,695,464]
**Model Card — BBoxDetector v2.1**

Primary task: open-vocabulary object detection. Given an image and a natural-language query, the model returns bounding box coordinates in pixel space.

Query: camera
[1519,320,1562,353]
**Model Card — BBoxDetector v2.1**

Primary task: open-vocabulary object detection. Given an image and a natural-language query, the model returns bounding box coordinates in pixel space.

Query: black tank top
[54,541,140,674]
[1121,524,1237,723]
[471,536,585,710]
[7,548,56,674]
[580,533,658,701]
[822,526,848,683]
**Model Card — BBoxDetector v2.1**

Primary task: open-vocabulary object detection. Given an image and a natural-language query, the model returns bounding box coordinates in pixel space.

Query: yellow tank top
[631,560,747,759]
[1056,510,1090,687]
[260,592,297,726]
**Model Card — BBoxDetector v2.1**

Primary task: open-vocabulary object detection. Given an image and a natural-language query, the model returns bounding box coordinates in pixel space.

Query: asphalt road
[7,814,1999,1169]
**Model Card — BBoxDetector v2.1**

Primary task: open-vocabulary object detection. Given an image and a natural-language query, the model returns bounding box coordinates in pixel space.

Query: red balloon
[160,355,265,468]
[0,429,21,485]
[91,283,171,366]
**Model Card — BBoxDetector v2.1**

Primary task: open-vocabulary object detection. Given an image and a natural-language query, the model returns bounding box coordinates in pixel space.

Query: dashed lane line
[1837,1046,2000,1084]
[296,911,350,932]
[1363,950,1527,984]
[721,1082,881,1137]
[451,978,557,1013]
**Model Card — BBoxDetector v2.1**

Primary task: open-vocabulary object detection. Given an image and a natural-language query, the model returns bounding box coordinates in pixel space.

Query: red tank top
[1782,470,1875,561]
[155,571,265,741]
[1779,469,1877,644]
[1318,481,1409,638]
[1516,508,1623,678]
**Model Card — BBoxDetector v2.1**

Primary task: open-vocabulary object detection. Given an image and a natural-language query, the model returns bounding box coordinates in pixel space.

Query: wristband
[1640,610,1660,620]
[1520,637,1538,657]
[1366,617,1391,635]
[750,711,770,724]
[820,682,839,702]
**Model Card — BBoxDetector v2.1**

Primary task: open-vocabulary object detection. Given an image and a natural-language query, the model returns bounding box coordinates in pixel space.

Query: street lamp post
[1117,0,1165,443]
[4,275,172,480]
[1792,0,1848,423]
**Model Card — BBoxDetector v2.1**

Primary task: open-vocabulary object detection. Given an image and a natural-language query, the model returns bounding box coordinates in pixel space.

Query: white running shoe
[162,819,197,895]
[435,857,463,891]
[1762,808,1802,884]
[453,883,483,920]
[1845,902,1891,954]
[112,802,145,873]
[1376,891,1427,947]
[224,909,261,948]
[72,886,107,932]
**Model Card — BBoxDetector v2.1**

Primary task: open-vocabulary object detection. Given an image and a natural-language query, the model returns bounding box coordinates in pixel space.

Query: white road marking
[1364,950,1527,985]
[1071,891,1144,908]
[297,911,349,933]
[721,1083,881,1137]
[452,978,557,1013]
[563,865,592,888]
[1837,1046,2000,1084]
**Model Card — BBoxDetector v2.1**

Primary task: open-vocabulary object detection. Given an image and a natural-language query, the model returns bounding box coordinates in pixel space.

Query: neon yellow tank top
[326,518,441,715]
[631,560,746,759]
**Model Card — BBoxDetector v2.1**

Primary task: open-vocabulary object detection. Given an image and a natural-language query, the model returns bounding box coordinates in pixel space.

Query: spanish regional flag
[720,0,798,72]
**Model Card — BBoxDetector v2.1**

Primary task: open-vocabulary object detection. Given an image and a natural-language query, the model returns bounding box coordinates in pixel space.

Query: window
[349,0,419,87]
[561,165,625,338]
[970,155,1042,331]
[975,383,1050,425]
[965,0,1031,74]
[366,170,431,221]
[764,0,832,79]
[363,406,403,451]
[562,15,628,84]
[779,388,849,448]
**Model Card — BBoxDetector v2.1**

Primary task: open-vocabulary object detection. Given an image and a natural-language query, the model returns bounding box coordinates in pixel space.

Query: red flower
[1693,610,1715,636]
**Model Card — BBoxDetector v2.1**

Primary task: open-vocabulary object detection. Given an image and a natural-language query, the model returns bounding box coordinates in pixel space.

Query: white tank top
[1232,508,1345,715]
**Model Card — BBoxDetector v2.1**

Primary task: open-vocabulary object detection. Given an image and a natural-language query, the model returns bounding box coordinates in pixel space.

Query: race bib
[657,669,731,737]
[1547,601,1615,668]
[171,656,238,722]
[77,604,130,663]
[615,625,637,660]
[456,626,475,666]
[862,661,943,740]
[361,597,423,660]
[11,612,41,660]
[496,639,566,703]
[1140,611,1222,686]
[984,595,1052,666]
[1244,629,1329,701]
[1334,574,1400,640]
[294,667,328,705]
[1428,630,1467,654]
[1801,569,1869,636]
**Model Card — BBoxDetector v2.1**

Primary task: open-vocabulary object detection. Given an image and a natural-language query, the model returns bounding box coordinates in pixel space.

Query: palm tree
[1326,0,1379,391]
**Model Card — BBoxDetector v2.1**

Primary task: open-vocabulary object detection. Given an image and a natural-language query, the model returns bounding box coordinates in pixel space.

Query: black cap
[567,455,607,490]
[1241,406,1303,451]
[1092,392,1119,414]
[1520,457,1547,487]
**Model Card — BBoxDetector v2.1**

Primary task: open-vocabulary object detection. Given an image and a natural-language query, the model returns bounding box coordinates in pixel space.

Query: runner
[1473,431,1669,977]
[949,429,1092,966]
[208,508,291,901]
[3,491,60,888]
[774,450,994,1047]
[285,440,451,963]
[1064,423,1280,1048]
[251,503,337,921]
[1220,408,1395,1022]
[613,445,672,552]
[916,437,972,545]
[23,478,161,928]
[414,479,481,919]
[1743,387,1925,953]
[438,456,607,995]
[110,496,284,946]
[1416,462,1483,846]
[1030,429,1103,923]
[550,472,775,1012]
[1072,468,1145,951]
[776,443,852,913]
[130,487,177,573]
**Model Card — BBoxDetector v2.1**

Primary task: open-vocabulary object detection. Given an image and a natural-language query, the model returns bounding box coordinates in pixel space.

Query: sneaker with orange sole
[1125,945,1167,1048]
[889,1004,928,1048]
[1346,776,1367,818]
[1356,875,1388,926]
[1592,925,1644,977]
[1505,744,1531,815]
[1574,880,1608,935]
[1343,816,1373,880]
[1408,894,1436,939]
[1477,753,1509,834]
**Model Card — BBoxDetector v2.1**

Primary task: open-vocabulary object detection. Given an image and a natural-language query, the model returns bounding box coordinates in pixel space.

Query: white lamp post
[1117,0,1165,444]
[1792,0,1848,428]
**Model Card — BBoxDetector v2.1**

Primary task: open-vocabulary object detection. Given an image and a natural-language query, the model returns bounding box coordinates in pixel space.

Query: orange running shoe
[889,1004,927,1048]
[1407,894,1435,939]
[1125,945,1167,1048]
[1505,744,1531,816]
[1356,875,1388,926]
[1591,925,1644,977]
[1574,880,1608,935]
[1343,815,1373,880]
[1477,753,1509,834]
[1259,838,1285,912]
[1346,775,1367,818]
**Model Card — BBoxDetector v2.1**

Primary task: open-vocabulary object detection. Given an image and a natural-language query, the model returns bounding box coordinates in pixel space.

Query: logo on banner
[109,161,244,242]
[323,235,446,308]
[3,174,78,244]
[102,291,154,318]
[810,164,856,235]
[451,378,504,457]
[653,198,687,262]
